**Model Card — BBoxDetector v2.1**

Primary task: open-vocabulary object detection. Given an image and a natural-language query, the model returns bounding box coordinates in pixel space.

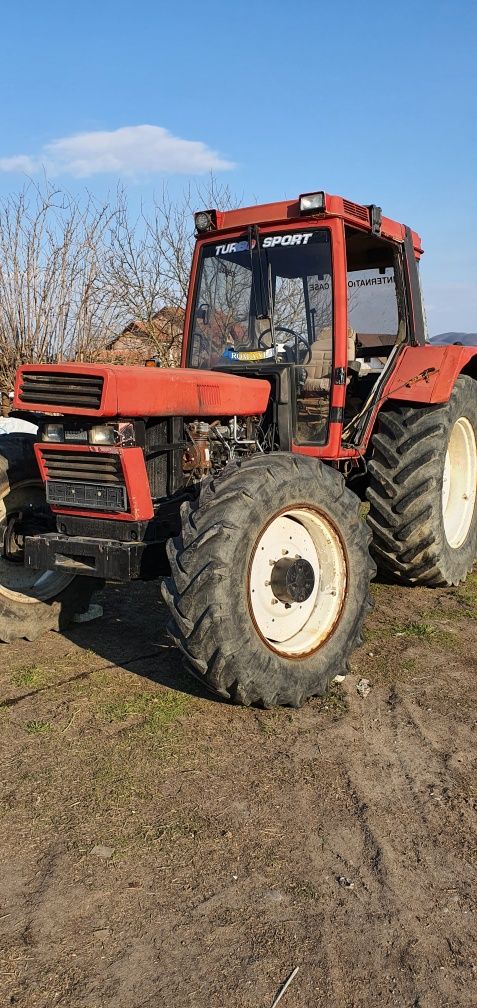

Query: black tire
[161,453,374,708]
[366,375,477,586]
[0,433,101,643]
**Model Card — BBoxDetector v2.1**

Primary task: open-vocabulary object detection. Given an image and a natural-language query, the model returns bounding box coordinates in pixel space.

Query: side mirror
[197,303,210,324]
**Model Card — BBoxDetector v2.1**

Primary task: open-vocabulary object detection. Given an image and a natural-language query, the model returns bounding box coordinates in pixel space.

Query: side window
[347,265,399,340]
[345,229,404,357]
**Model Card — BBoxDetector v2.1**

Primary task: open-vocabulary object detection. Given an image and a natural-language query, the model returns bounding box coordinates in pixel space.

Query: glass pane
[347,266,399,337]
[293,328,333,446]
[189,230,333,369]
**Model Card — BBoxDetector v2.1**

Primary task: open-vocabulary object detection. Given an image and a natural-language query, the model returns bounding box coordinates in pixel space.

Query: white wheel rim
[0,553,73,604]
[248,507,347,657]
[0,496,73,604]
[442,416,477,549]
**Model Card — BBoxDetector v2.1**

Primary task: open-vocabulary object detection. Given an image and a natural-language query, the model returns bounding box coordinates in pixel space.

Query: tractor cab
[185,192,425,453]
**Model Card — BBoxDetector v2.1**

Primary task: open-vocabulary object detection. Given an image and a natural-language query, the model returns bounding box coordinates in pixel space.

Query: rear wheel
[162,453,374,707]
[367,375,477,586]
[0,434,101,643]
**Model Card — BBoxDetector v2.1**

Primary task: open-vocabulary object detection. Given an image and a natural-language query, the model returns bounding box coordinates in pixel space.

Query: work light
[299,192,325,214]
[194,209,217,233]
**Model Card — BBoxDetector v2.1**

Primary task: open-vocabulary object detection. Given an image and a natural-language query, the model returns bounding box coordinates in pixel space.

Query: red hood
[14,363,271,418]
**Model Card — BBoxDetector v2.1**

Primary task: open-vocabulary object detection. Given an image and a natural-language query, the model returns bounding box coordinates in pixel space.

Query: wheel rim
[248,506,347,657]
[442,416,477,549]
[0,494,73,604]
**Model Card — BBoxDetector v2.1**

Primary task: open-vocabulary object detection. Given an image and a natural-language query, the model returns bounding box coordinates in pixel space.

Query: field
[0,573,476,1008]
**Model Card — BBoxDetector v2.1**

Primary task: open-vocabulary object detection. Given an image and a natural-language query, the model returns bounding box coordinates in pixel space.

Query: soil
[0,572,476,1008]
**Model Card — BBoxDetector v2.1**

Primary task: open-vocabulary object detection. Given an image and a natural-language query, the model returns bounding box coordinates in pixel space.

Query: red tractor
[1,191,476,706]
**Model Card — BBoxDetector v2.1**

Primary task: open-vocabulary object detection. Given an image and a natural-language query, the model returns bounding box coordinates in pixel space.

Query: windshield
[189,228,333,368]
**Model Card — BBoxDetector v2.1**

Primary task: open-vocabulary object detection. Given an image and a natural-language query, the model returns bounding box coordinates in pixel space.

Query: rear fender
[383,344,477,405]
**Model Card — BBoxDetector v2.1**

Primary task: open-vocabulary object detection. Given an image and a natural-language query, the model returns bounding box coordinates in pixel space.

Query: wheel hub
[270,556,315,604]
[248,507,347,656]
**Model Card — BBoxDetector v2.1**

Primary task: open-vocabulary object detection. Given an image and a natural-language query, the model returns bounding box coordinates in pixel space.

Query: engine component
[182,417,263,482]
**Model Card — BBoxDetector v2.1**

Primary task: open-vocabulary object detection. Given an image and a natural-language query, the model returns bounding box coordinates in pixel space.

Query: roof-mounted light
[299,191,325,214]
[194,209,218,233]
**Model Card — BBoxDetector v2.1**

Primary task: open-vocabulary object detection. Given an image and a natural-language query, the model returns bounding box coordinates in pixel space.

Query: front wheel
[162,453,375,707]
[0,434,101,643]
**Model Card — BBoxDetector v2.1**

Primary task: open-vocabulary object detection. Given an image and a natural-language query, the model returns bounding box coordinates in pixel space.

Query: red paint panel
[384,345,477,405]
[15,364,270,419]
[35,443,154,521]
[14,364,119,416]
[208,193,422,256]
[114,367,270,417]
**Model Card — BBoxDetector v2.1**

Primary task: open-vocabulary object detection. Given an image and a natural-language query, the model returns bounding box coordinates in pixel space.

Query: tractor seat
[303,328,356,393]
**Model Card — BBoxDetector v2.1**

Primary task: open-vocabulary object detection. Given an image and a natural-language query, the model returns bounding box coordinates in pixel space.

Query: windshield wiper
[248,225,278,361]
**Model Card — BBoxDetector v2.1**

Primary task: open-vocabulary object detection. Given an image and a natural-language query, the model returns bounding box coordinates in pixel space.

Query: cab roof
[202,192,423,258]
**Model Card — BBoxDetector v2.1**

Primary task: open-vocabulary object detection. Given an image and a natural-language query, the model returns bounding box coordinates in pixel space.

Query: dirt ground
[0,570,476,1008]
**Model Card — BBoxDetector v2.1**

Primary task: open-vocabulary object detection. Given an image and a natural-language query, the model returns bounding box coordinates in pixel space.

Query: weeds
[101,688,191,734]
[12,665,49,688]
[23,720,53,735]
[394,621,437,639]
[455,571,477,610]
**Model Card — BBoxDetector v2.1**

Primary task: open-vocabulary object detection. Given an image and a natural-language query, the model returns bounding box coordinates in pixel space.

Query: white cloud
[0,125,235,178]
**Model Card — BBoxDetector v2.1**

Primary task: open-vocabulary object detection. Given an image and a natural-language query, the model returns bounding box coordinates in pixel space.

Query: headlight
[299,191,325,214]
[89,425,116,446]
[42,423,64,442]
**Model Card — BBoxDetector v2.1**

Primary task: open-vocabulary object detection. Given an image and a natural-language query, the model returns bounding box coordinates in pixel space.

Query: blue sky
[0,0,475,334]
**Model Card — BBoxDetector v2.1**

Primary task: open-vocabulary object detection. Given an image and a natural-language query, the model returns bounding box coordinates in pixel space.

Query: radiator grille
[41,449,127,512]
[19,371,104,410]
[42,449,122,484]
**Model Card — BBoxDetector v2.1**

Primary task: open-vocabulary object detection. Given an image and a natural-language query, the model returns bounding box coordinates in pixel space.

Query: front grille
[19,371,104,410]
[42,449,122,483]
[41,449,127,513]
[46,481,127,512]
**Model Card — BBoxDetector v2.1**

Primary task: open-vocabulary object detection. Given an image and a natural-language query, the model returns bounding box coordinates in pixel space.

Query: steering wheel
[258,326,311,363]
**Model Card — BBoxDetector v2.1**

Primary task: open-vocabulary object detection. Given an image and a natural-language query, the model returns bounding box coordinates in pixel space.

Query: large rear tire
[162,453,374,708]
[366,375,477,586]
[0,433,101,643]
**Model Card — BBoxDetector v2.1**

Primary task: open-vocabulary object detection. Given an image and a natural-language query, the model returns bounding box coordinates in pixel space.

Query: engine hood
[14,363,271,418]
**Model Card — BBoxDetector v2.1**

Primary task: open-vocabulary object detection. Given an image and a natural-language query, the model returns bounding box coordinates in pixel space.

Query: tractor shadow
[63,579,224,704]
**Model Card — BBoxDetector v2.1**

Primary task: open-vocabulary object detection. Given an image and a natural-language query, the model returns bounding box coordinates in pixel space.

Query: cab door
[292,217,348,459]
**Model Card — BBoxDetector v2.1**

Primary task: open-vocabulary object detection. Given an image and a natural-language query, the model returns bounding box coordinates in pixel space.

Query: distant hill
[429,332,477,346]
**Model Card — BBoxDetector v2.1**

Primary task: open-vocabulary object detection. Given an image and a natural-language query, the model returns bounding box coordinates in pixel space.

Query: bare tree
[0,182,121,410]
[102,178,237,366]
[0,177,239,411]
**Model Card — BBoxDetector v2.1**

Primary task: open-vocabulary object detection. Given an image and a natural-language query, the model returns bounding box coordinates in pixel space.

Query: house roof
[107,306,185,349]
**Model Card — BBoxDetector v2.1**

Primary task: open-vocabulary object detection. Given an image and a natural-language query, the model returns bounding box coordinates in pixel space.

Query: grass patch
[23,720,53,735]
[320,684,348,716]
[12,665,50,688]
[101,689,191,734]
[455,571,477,610]
[393,620,458,650]
[394,621,437,639]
